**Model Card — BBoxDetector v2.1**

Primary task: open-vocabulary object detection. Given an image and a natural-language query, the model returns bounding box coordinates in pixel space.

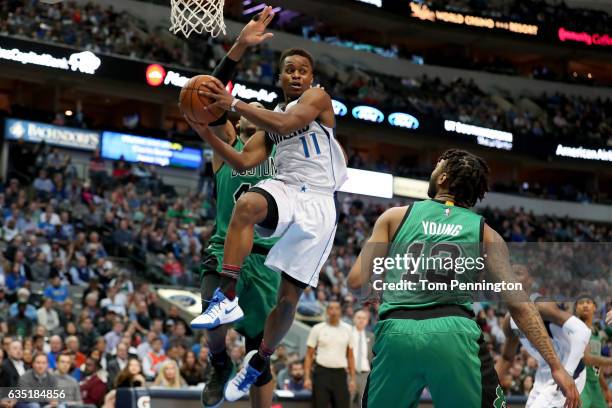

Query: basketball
[179,75,225,124]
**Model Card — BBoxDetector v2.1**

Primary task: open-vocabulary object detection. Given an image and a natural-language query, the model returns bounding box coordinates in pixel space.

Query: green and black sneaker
[202,358,235,408]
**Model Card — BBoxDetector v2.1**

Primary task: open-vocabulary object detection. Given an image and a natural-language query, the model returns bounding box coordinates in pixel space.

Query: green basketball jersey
[379,199,484,316]
[586,329,603,383]
[209,137,276,249]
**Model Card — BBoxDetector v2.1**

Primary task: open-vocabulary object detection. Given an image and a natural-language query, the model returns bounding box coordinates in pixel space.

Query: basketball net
[170,0,226,38]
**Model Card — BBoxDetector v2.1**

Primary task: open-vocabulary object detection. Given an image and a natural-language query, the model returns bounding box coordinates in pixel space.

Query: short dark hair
[288,360,304,371]
[279,48,315,69]
[575,293,596,305]
[57,351,72,364]
[32,352,48,363]
[87,356,101,369]
[438,149,490,207]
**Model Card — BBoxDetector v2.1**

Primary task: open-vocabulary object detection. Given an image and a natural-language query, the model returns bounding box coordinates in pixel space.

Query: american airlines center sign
[555,144,612,162]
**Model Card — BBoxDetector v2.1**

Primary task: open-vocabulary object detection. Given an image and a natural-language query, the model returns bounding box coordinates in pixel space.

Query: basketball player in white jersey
[185,5,348,401]
[496,265,591,408]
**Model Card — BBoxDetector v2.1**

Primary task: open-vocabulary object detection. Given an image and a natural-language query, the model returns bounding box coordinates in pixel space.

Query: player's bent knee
[233,193,268,224]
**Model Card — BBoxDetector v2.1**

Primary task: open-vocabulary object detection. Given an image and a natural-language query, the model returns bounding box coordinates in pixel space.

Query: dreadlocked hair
[438,149,490,207]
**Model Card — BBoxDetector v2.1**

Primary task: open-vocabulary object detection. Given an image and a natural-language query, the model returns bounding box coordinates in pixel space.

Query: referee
[304,301,356,408]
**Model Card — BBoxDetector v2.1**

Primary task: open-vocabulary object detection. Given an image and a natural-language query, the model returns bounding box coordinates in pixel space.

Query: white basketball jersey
[266,99,347,193]
[510,317,571,373]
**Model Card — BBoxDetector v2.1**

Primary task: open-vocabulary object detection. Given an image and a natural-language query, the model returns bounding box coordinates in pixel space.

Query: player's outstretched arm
[224,6,275,62]
[187,118,269,171]
[495,314,519,377]
[537,302,591,376]
[483,224,580,408]
[208,121,235,144]
[207,121,236,172]
[347,207,406,298]
[203,6,274,129]
[583,349,612,367]
[202,84,332,135]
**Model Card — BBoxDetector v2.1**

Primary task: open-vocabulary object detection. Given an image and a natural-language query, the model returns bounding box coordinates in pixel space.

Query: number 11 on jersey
[300,132,321,158]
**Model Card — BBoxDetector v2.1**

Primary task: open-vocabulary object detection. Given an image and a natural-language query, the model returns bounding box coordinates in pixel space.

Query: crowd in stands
[1,1,611,149]
[323,73,611,147]
[243,1,604,85]
[427,0,610,34]
[0,0,195,66]
[346,150,607,204]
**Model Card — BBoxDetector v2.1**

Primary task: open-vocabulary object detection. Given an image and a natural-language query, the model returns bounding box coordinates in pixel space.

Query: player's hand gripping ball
[179,75,225,124]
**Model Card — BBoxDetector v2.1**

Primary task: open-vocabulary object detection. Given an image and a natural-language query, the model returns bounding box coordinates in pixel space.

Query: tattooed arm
[495,314,520,377]
[483,224,580,408]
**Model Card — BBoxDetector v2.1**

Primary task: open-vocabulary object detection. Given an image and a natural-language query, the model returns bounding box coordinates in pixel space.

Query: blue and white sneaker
[224,350,262,402]
[190,288,244,330]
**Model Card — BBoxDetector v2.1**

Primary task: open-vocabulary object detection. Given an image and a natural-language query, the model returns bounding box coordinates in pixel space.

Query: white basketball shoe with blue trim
[190,288,244,330]
[224,350,262,402]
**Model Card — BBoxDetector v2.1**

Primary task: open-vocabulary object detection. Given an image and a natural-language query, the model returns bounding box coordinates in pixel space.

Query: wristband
[230,98,240,113]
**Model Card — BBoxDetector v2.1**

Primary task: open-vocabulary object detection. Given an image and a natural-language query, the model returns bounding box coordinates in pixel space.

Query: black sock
[249,352,267,372]
[210,349,229,368]
[249,341,273,372]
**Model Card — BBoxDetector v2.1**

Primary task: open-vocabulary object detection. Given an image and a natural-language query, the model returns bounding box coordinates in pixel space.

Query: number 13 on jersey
[300,132,321,158]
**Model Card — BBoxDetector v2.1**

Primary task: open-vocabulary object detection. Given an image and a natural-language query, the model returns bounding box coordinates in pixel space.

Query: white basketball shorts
[252,178,337,287]
[526,368,587,408]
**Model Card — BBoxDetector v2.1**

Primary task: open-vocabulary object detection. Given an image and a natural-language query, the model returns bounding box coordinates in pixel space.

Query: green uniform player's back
[366,200,505,407]
[380,199,484,317]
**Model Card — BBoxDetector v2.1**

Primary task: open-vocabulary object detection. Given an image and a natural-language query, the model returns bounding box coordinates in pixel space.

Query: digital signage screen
[101,131,202,169]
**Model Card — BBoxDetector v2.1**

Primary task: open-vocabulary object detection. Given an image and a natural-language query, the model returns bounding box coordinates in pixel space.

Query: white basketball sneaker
[224,350,262,402]
[190,288,244,330]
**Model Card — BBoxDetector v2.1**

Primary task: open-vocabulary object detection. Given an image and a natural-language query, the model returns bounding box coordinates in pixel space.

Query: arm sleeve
[562,316,591,375]
[211,55,238,84]
[208,56,240,127]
